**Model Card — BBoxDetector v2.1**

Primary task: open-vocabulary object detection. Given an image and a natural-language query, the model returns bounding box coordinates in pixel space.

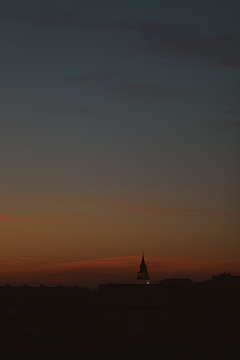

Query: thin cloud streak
[112,205,231,217]
[205,106,240,131]
[43,107,91,115]
[59,256,139,269]
[0,212,87,224]
[1,10,86,28]
[107,84,194,102]
[3,8,240,67]
[12,255,240,270]
[65,72,195,102]
[19,257,55,262]
[0,194,87,204]
[133,23,240,67]
[65,71,139,83]
[205,119,240,132]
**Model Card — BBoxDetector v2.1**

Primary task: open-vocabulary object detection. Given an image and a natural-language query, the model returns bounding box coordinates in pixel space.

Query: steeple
[140,251,147,273]
[137,251,150,284]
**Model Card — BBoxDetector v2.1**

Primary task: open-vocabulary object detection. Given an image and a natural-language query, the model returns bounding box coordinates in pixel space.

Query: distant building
[194,272,240,289]
[136,252,150,284]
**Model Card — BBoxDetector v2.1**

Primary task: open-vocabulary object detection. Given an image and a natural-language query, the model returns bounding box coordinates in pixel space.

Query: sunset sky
[1,0,240,288]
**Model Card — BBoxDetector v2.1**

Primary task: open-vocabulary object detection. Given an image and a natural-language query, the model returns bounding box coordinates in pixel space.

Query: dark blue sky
[0,0,240,286]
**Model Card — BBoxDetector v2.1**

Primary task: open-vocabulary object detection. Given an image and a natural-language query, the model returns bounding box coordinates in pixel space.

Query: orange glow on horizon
[1,255,240,288]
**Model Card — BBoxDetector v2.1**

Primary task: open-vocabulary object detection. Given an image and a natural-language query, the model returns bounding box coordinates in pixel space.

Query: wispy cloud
[221,108,240,116]
[3,8,240,68]
[205,106,240,131]
[19,257,54,262]
[206,119,240,131]
[59,256,139,269]
[132,23,240,68]
[18,258,56,267]
[0,194,87,203]
[0,257,56,269]
[0,195,31,200]
[1,9,86,28]
[0,212,86,224]
[147,256,240,276]
[112,205,231,217]
[108,84,193,102]
[65,71,193,102]
[43,107,91,115]
[65,71,138,83]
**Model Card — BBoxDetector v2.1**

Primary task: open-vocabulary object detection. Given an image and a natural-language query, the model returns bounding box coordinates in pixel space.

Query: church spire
[140,251,147,273]
[137,251,150,284]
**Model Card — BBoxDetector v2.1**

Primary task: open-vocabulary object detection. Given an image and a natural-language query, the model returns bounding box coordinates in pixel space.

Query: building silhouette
[136,251,150,284]
[194,272,240,289]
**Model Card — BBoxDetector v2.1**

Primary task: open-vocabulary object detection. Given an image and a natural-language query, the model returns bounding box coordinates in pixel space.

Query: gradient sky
[1,0,240,288]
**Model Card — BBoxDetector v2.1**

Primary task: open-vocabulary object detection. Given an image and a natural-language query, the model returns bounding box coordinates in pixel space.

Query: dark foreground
[1,283,240,359]
[1,333,239,360]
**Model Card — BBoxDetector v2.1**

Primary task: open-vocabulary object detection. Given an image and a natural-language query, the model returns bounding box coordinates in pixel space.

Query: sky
[0,0,240,288]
